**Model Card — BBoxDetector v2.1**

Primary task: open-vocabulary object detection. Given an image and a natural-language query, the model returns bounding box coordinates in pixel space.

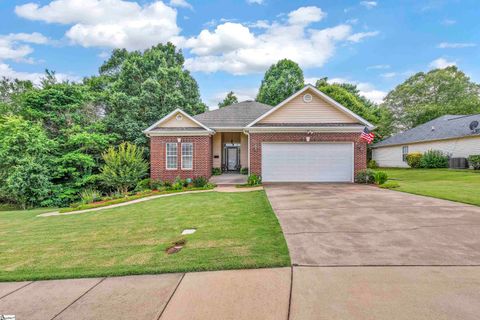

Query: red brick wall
[249,132,367,178]
[150,136,212,181]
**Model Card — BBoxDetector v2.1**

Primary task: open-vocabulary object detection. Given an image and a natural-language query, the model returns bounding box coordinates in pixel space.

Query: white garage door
[262,143,353,182]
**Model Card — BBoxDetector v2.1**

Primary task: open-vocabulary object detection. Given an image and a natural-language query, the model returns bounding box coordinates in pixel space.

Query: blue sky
[1,0,479,108]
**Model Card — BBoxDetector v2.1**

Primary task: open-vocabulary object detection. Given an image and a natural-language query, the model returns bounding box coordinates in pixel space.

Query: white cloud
[246,0,264,4]
[185,23,256,56]
[360,1,377,9]
[347,31,379,42]
[0,63,80,85]
[437,42,476,49]
[15,0,182,50]
[185,6,378,75]
[429,57,456,69]
[367,64,390,70]
[169,0,192,10]
[288,6,326,25]
[380,72,397,78]
[0,32,48,62]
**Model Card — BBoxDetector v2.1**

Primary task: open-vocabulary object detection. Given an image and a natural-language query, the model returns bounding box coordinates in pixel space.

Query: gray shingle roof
[373,114,480,148]
[252,123,364,127]
[193,101,272,128]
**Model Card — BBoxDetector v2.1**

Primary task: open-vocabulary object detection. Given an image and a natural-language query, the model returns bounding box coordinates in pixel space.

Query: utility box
[449,157,468,169]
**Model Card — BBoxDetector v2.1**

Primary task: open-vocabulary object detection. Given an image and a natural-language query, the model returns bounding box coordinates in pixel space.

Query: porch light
[177,137,181,143]
[306,136,311,142]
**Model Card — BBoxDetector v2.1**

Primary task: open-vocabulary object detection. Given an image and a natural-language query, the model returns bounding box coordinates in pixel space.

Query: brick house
[144,85,374,182]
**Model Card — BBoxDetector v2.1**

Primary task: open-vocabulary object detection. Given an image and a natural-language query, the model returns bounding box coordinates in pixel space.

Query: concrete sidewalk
[1,266,479,320]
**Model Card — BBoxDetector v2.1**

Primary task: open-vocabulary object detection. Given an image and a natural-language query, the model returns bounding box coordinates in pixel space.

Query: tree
[382,66,480,131]
[218,91,238,108]
[0,116,56,207]
[99,142,148,194]
[99,43,207,146]
[256,59,304,106]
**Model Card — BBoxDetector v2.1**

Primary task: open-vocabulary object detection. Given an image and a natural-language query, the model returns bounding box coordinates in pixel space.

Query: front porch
[212,131,248,173]
[209,173,248,185]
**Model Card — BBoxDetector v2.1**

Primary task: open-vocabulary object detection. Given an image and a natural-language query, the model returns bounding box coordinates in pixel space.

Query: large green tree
[99,43,207,146]
[218,91,238,108]
[382,66,480,131]
[256,59,304,106]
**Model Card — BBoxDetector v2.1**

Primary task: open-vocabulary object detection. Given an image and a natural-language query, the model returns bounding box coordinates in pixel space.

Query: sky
[1,0,479,109]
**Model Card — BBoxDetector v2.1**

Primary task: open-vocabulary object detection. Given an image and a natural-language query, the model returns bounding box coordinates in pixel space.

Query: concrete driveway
[265,183,480,266]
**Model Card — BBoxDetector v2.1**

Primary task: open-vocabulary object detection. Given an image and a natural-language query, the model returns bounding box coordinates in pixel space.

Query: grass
[381,168,480,206]
[0,191,290,282]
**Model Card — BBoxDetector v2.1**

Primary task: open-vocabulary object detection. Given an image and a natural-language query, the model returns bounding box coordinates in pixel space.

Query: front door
[227,147,238,171]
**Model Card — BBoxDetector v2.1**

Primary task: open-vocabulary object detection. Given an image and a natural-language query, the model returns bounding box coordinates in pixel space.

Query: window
[166,143,177,169]
[402,146,409,162]
[182,143,193,170]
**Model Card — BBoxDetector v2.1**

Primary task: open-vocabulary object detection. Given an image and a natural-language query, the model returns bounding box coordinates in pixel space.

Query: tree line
[2,44,480,208]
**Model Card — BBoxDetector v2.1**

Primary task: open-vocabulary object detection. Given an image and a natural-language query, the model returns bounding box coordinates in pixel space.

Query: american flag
[360,127,375,144]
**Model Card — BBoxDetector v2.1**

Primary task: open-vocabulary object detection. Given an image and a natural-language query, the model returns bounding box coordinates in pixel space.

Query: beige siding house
[372,114,480,167]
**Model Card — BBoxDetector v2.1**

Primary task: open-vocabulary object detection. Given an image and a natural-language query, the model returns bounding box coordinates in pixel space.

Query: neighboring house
[372,114,480,167]
[144,85,374,182]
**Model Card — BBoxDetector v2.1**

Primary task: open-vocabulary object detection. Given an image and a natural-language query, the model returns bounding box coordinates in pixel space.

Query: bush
[420,150,449,168]
[373,171,388,185]
[212,167,222,175]
[79,188,102,204]
[406,152,423,168]
[171,176,186,190]
[240,167,248,175]
[379,181,400,189]
[135,178,152,192]
[468,155,480,170]
[99,142,148,194]
[355,169,376,184]
[150,179,163,190]
[192,176,208,188]
[247,174,262,186]
[367,160,378,169]
[163,180,172,189]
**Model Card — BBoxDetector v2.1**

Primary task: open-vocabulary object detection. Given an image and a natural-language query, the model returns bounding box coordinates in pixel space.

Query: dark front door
[226,147,239,171]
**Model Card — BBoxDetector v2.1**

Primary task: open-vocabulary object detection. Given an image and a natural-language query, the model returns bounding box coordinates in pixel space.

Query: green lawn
[0,191,290,282]
[382,168,480,206]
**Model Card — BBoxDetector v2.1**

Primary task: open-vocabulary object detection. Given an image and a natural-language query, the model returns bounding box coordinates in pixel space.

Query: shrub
[355,169,376,184]
[150,179,163,190]
[468,155,480,170]
[135,178,152,192]
[212,167,222,175]
[240,167,248,175]
[420,150,449,168]
[192,176,208,188]
[79,188,102,204]
[379,181,400,189]
[373,171,388,185]
[247,174,262,186]
[99,142,148,194]
[172,176,185,190]
[163,180,172,189]
[367,160,378,169]
[406,152,423,168]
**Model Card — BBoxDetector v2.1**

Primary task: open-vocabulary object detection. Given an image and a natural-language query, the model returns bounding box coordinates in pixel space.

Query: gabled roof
[144,108,213,134]
[373,114,480,148]
[246,84,375,128]
[193,101,272,128]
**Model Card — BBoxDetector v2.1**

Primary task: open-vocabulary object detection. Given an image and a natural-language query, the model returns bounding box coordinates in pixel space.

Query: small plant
[468,155,480,170]
[135,178,152,192]
[163,180,172,190]
[192,176,208,188]
[379,181,400,189]
[373,171,388,185]
[406,152,423,168]
[79,188,102,204]
[240,167,248,175]
[420,150,449,168]
[150,179,163,190]
[247,174,262,186]
[172,176,185,190]
[355,169,376,184]
[212,167,222,175]
[367,160,378,169]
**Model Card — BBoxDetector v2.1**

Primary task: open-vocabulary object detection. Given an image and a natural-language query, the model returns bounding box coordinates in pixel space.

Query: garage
[261,142,353,182]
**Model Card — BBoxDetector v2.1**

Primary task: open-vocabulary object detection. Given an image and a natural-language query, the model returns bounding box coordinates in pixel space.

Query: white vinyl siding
[261,143,353,182]
[166,143,178,169]
[372,136,480,167]
[181,143,193,170]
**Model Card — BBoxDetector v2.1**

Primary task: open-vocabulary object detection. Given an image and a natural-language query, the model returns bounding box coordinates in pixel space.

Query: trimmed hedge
[406,152,423,168]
